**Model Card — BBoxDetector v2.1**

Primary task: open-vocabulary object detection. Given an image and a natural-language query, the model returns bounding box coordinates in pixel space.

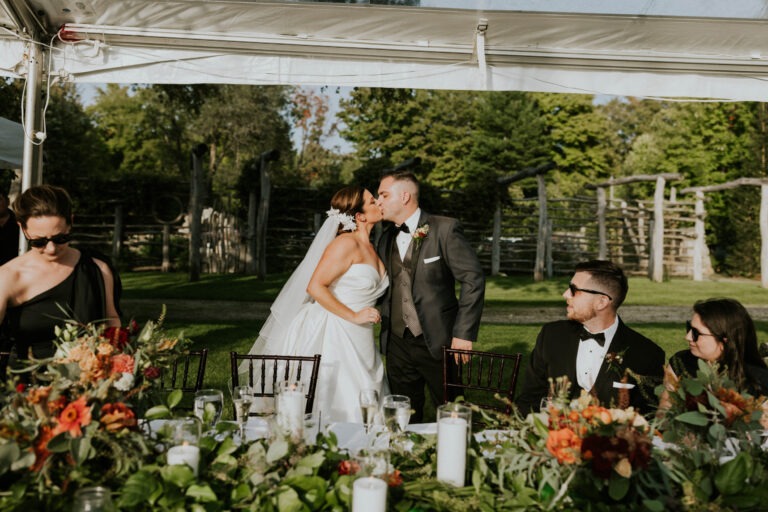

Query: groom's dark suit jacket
[377,211,485,360]
[515,319,665,415]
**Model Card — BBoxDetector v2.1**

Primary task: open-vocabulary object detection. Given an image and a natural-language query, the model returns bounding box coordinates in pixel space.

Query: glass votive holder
[72,485,116,512]
[173,417,202,445]
[436,403,472,487]
[354,446,390,479]
[275,381,306,436]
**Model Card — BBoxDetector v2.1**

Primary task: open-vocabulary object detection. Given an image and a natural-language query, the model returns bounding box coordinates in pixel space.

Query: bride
[245,185,389,423]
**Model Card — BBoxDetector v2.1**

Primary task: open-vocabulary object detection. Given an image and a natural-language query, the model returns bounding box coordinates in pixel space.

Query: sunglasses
[25,233,72,248]
[685,320,717,342]
[568,283,612,301]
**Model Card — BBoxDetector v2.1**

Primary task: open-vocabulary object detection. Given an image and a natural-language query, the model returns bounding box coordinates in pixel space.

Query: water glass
[71,486,116,511]
[232,385,254,440]
[382,394,411,433]
[358,389,379,434]
[303,412,322,444]
[194,389,224,431]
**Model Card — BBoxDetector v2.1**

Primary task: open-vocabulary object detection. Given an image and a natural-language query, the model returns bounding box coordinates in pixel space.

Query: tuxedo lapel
[593,321,631,400]
[409,211,429,280]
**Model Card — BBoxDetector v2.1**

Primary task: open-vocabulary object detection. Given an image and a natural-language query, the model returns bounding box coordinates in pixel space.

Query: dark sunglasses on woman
[25,233,72,248]
[685,320,718,343]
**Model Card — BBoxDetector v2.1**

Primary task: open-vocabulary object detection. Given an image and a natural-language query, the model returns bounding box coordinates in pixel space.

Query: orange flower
[110,353,135,375]
[53,396,92,438]
[388,469,403,487]
[546,427,582,464]
[47,395,68,415]
[30,425,55,472]
[100,402,137,432]
[27,386,52,405]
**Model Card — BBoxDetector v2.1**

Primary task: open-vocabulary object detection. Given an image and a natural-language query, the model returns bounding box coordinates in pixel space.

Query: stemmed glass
[382,394,411,434]
[232,385,254,441]
[359,389,380,434]
[194,389,223,432]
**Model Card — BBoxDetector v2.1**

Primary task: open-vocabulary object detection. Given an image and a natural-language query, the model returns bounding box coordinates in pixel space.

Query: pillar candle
[436,415,468,486]
[277,389,304,435]
[167,444,200,477]
[352,476,387,512]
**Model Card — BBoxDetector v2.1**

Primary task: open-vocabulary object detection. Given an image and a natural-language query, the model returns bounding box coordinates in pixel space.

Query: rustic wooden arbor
[682,178,768,288]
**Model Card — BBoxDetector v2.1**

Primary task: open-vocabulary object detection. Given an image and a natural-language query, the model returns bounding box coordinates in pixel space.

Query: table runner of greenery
[1,314,768,511]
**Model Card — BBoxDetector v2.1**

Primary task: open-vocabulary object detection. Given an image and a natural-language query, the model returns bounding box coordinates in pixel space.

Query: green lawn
[127,271,768,421]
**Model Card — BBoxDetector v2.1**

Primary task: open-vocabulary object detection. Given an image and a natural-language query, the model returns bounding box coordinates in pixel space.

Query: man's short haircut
[381,170,420,199]
[574,260,628,308]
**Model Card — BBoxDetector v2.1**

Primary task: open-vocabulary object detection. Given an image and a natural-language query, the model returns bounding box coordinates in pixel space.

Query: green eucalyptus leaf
[186,484,218,502]
[608,475,629,501]
[276,486,303,512]
[117,470,162,507]
[682,379,704,396]
[144,405,172,420]
[716,452,748,495]
[46,432,71,453]
[642,500,666,512]
[675,411,709,426]
[708,423,726,442]
[297,451,326,470]
[0,442,21,474]
[167,389,183,409]
[161,463,196,488]
[267,438,289,463]
[70,435,93,465]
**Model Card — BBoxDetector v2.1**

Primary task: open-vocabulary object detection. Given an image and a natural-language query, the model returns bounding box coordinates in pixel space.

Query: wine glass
[194,389,223,432]
[358,389,379,434]
[232,385,253,441]
[382,394,411,434]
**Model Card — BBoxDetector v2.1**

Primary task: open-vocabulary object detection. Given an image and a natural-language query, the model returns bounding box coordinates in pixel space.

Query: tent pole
[21,41,43,192]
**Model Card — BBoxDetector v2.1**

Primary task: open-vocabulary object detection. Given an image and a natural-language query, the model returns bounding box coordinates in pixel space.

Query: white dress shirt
[575,316,619,391]
[396,208,421,261]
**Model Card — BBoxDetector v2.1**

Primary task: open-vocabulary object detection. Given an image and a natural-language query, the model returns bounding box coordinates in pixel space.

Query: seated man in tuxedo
[515,260,665,416]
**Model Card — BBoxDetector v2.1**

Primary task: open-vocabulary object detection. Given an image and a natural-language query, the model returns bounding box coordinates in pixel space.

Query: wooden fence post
[761,184,768,288]
[255,150,279,278]
[188,144,207,282]
[246,188,257,275]
[162,224,171,272]
[492,202,501,276]
[534,173,547,282]
[693,190,705,281]
[597,187,607,259]
[111,202,123,266]
[649,176,666,282]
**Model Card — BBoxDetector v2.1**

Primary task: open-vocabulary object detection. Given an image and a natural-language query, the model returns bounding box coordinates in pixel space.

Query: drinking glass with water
[382,394,411,433]
[194,389,223,431]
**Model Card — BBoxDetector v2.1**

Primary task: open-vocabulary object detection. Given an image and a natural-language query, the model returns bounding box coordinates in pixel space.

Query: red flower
[128,319,140,335]
[15,383,26,393]
[143,366,161,380]
[387,469,403,487]
[103,326,130,350]
[53,396,92,438]
[100,402,137,432]
[338,460,360,475]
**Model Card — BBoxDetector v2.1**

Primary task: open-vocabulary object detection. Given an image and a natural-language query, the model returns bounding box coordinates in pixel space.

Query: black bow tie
[578,327,605,346]
[397,223,410,234]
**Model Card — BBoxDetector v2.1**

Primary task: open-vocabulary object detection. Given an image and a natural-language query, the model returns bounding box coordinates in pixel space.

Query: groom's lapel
[410,211,429,279]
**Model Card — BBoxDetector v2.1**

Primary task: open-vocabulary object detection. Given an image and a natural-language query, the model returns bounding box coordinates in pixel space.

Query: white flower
[113,372,135,391]
[326,207,357,232]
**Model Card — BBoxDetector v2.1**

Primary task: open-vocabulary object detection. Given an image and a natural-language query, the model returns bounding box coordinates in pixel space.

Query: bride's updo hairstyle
[14,184,73,229]
[330,186,365,235]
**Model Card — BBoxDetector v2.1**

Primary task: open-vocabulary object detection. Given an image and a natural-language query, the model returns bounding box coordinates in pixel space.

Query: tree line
[1,79,765,276]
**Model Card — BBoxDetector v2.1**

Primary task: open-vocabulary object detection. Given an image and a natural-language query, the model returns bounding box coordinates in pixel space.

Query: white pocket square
[423,256,441,264]
[612,382,635,389]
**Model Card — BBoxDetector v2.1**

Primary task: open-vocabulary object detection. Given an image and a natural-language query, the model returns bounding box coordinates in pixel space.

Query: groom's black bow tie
[578,326,606,346]
[397,223,410,234]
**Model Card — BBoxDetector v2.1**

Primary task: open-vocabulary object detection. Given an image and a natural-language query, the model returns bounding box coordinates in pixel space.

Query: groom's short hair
[574,260,628,308]
[382,170,420,200]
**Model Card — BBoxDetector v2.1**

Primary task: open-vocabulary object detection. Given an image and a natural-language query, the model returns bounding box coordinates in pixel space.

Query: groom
[376,171,485,422]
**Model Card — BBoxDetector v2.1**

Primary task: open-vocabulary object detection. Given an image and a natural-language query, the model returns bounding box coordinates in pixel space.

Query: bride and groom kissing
[246,170,486,424]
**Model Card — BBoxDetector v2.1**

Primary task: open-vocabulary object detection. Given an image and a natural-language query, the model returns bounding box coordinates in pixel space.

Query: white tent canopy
[3,0,768,101]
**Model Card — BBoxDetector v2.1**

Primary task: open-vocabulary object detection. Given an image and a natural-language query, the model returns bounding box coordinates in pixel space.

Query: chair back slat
[442,347,523,415]
[160,349,209,393]
[230,352,322,415]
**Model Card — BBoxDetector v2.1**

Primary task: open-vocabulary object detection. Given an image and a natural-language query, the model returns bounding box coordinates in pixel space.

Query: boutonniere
[604,348,627,377]
[412,224,429,246]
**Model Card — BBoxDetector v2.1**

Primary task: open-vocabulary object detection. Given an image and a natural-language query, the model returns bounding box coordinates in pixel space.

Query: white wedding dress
[251,263,389,423]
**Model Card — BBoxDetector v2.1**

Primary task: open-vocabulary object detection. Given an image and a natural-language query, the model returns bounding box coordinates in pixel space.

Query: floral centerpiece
[0,308,191,509]
[655,359,768,510]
